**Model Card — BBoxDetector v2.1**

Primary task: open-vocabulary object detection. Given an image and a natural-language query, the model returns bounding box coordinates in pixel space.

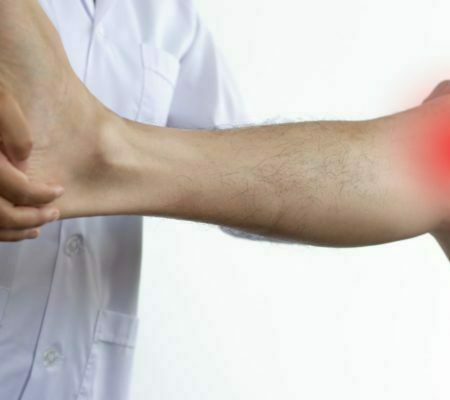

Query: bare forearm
[84,108,442,247]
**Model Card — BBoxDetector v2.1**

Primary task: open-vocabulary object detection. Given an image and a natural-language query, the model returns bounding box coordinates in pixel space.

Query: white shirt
[0,1,245,399]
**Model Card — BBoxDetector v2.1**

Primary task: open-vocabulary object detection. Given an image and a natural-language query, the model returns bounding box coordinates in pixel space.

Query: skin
[1,0,450,250]
[0,0,108,240]
[82,110,445,247]
[0,0,69,241]
[423,80,450,259]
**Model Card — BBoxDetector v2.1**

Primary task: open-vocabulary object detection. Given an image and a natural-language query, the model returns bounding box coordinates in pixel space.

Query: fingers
[0,164,63,242]
[0,198,60,230]
[0,91,64,243]
[0,228,41,242]
[0,151,64,205]
[0,196,59,242]
[0,91,33,168]
[0,92,64,206]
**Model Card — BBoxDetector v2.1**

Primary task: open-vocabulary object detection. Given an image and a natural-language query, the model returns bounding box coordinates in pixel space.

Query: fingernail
[46,208,60,222]
[54,186,65,197]
[27,229,40,239]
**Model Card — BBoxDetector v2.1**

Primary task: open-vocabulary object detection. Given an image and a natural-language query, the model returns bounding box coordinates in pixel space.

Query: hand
[0,92,64,241]
[0,0,117,224]
[0,0,74,241]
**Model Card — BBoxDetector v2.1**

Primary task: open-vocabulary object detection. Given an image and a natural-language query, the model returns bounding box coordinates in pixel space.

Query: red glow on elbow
[417,116,450,187]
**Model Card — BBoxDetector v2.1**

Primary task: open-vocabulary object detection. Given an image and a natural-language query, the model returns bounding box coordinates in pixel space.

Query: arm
[55,105,445,247]
[1,0,446,247]
[165,12,257,242]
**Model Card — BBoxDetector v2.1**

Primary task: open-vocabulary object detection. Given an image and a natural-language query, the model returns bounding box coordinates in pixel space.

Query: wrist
[92,114,205,218]
[49,95,119,219]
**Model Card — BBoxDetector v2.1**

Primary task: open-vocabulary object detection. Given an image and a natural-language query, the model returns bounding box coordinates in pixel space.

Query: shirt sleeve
[167,14,249,130]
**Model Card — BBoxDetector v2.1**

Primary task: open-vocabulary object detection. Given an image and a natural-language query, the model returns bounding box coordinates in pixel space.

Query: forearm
[78,107,442,247]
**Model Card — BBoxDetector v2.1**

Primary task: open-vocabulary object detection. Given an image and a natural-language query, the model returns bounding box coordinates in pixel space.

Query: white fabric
[0,1,245,399]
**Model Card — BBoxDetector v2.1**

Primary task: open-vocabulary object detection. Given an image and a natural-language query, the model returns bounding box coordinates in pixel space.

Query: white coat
[0,1,245,399]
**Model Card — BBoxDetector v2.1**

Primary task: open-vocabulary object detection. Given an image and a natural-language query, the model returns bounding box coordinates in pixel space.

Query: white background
[131,1,450,399]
